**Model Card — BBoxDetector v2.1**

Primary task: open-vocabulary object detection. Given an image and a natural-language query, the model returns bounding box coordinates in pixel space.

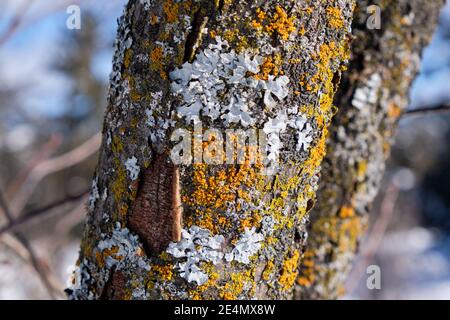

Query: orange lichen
[251,8,267,30]
[279,251,300,291]
[296,250,316,287]
[124,49,132,69]
[95,246,120,269]
[339,205,355,219]
[153,264,173,281]
[266,6,296,41]
[326,7,344,29]
[150,46,167,80]
[150,14,159,25]
[163,0,179,23]
[262,260,275,281]
[184,160,262,233]
[219,270,254,300]
[387,102,402,118]
[253,54,283,81]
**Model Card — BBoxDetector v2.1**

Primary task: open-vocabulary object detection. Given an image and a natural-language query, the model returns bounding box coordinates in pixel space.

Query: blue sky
[0,0,449,119]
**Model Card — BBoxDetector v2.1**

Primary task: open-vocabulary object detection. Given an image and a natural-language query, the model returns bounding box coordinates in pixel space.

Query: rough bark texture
[68,0,357,300]
[295,0,444,299]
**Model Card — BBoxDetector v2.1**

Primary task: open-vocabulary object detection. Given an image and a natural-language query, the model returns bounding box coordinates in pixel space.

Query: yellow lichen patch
[150,46,167,80]
[95,246,120,269]
[297,250,316,287]
[153,264,174,281]
[299,127,328,180]
[326,7,344,29]
[150,13,159,25]
[266,6,296,41]
[240,211,262,232]
[184,161,263,234]
[162,0,179,23]
[109,156,135,222]
[111,135,124,154]
[339,216,364,252]
[339,205,355,219]
[298,39,350,128]
[357,160,368,179]
[111,159,127,204]
[183,144,268,234]
[124,49,133,69]
[253,54,283,81]
[279,251,300,291]
[303,7,313,15]
[262,260,275,281]
[222,29,249,53]
[250,8,267,30]
[387,102,402,118]
[189,263,219,300]
[311,206,365,256]
[219,270,254,300]
[252,6,296,41]
[298,25,306,36]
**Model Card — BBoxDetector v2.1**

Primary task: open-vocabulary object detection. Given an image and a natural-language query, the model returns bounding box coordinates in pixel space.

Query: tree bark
[67,0,357,300]
[295,0,445,299]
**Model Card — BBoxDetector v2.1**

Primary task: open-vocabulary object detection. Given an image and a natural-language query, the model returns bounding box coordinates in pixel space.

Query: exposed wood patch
[101,270,127,300]
[128,153,182,255]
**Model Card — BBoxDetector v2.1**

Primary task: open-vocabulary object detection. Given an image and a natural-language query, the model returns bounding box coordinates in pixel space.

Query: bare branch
[403,104,450,117]
[0,189,89,236]
[0,189,63,299]
[345,182,400,295]
[10,132,101,215]
[5,134,62,199]
[0,0,35,46]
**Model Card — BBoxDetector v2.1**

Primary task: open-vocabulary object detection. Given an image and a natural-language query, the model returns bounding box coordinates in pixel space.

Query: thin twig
[0,189,62,299]
[10,132,101,215]
[0,0,35,46]
[0,0,88,47]
[0,189,89,236]
[54,198,88,238]
[345,182,400,295]
[5,134,62,199]
[403,104,450,117]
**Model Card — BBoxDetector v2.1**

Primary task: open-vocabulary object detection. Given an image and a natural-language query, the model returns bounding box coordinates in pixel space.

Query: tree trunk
[67,0,357,300]
[295,0,444,299]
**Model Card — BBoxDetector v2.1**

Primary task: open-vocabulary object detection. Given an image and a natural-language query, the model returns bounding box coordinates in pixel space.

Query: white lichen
[263,112,288,162]
[67,223,150,300]
[262,110,314,166]
[88,177,99,210]
[125,156,140,181]
[167,226,225,285]
[96,223,150,271]
[289,114,314,152]
[67,258,95,300]
[170,37,290,126]
[225,228,264,264]
[145,91,174,148]
[352,73,382,110]
[139,0,153,10]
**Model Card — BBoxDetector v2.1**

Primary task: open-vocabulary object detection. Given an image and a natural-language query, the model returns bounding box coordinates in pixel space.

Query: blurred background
[0,0,449,299]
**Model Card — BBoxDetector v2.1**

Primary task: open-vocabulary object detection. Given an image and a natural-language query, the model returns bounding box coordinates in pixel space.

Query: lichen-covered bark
[295,0,445,299]
[67,0,356,300]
